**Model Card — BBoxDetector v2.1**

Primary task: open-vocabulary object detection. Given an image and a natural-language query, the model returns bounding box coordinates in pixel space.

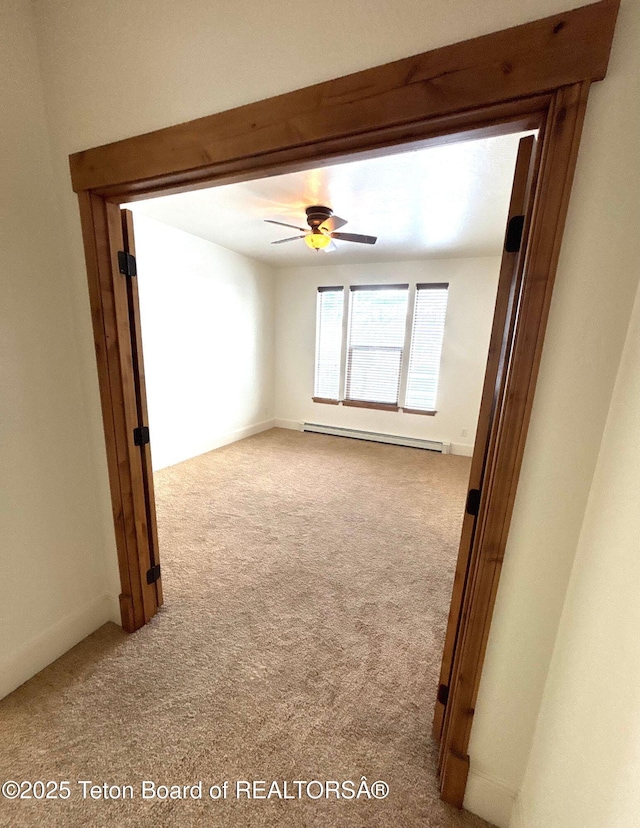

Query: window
[345,285,409,408]
[405,284,449,412]
[313,282,448,413]
[313,287,344,401]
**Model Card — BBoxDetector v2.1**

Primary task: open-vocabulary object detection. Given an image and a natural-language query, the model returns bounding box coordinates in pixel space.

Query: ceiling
[128,132,531,267]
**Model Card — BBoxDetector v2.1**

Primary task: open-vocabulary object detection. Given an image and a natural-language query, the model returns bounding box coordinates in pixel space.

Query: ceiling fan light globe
[305,232,331,250]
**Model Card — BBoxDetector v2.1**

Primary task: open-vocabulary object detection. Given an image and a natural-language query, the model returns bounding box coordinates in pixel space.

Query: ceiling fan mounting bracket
[305,205,333,229]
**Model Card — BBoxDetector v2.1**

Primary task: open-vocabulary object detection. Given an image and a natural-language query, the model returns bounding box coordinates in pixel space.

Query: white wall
[465,2,640,824]
[11,0,639,824]
[512,276,640,828]
[274,258,500,455]
[132,214,275,470]
[0,0,112,700]
[508,5,640,822]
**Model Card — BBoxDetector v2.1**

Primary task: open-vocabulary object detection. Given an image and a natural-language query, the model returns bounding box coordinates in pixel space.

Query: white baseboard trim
[154,418,276,470]
[0,594,112,701]
[274,418,303,431]
[464,770,517,828]
[509,792,525,828]
[207,418,276,450]
[450,441,475,457]
[106,593,122,625]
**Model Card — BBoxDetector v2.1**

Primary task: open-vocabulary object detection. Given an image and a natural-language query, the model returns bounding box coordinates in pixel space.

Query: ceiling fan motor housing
[305,205,333,229]
[265,206,376,248]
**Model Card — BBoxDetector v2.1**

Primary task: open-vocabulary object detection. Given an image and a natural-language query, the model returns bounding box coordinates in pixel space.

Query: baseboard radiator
[302,423,451,454]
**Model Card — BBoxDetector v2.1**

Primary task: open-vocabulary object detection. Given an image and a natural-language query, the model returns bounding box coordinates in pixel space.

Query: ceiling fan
[265,205,377,252]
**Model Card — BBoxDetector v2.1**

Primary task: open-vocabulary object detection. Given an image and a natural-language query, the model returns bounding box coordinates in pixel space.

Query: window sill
[311,398,437,416]
[343,399,399,412]
[402,407,437,416]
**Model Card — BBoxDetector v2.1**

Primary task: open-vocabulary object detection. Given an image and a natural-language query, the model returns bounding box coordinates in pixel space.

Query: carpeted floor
[0,428,492,828]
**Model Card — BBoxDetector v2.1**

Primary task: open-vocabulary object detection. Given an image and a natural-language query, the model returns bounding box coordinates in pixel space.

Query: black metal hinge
[437,683,450,706]
[133,425,150,446]
[118,250,137,277]
[146,564,161,585]
[466,488,481,517]
[505,214,525,253]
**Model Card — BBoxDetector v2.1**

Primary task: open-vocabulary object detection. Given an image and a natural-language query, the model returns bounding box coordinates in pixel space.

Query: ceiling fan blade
[320,215,348,232]
[321,240,337,252]
[265,219,307,232]
[331,231,377,245]
[271,235,307,245]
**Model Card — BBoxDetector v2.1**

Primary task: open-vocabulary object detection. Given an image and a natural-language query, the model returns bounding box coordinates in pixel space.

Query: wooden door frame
[69,0,619,809]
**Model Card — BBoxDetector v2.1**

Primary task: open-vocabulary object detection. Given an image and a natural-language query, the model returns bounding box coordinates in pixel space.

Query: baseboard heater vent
[303,423,451,454]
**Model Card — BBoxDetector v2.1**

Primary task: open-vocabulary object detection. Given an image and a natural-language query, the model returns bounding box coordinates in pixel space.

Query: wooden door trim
[433,133,539,744]
[69,0,619,809]
[78,195,160,630]
[439,82,592,803]
[120,209,164,609]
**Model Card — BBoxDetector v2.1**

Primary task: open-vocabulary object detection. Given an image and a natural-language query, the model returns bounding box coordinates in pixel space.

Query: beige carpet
[0,428,491,828]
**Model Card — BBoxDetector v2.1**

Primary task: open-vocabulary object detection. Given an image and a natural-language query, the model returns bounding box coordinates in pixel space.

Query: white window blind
[404,283,449,412]
[345,285,409,406]
[314,287,344,400]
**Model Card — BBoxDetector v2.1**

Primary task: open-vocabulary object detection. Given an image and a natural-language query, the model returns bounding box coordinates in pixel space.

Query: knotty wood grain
[70,2,618,196]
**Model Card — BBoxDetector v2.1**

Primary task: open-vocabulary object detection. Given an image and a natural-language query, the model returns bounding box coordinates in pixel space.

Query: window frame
[343,283,410,409]
[312,285,345,404]
[404,282,450,415]
[312,281,449,414]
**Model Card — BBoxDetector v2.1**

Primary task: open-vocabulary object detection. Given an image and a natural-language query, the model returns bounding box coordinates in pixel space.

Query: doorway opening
[116,128,535,822]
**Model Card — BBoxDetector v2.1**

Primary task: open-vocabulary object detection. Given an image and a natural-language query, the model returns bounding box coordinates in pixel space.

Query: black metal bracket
[118,250,137,277]
[133,426,150,446]
[466,488,481,517]
[505,214,525,253]
[146,564,161,585]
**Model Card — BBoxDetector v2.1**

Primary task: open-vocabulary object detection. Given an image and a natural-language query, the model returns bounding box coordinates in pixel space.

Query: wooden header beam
[69,0,619,196]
